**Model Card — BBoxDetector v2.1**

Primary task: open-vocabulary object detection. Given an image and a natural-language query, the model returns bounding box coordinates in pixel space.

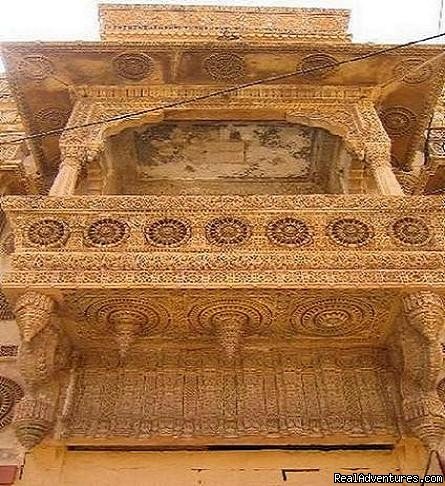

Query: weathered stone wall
[17,444,426,486]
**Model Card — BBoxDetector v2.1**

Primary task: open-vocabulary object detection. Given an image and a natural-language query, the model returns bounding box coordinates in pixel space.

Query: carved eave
[1,41,445,182]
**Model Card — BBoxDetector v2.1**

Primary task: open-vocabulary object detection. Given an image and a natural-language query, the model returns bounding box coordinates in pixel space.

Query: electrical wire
[1,30,445,146]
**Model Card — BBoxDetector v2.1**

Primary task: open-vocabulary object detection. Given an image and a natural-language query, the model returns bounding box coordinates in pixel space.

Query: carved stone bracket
[14,291,55,343]
[400,291,445,451]
[13,291,71,449]
[14,393,56,450]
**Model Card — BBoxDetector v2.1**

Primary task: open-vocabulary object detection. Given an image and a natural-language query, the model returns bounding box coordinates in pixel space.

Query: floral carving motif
[17,55,54,80]
[71,296,170,340]
[205,217,251,246]
[380,107,416,137]
[84,218,129,247]
[203,52,246,81]
[299,53,338,79]
[266,217,312,247]
[291,297,375,336]
[112,53,154,80]
[35,107,69,130]
[391,217,431,246]
[188,299,272,335]
[327,218,373,247]
[27,219,69,247]
[145,218,191,247]
[393,58,432,84]
[0,376,23,430]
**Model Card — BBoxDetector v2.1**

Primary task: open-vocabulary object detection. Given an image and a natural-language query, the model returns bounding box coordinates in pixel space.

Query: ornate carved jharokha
[0,4,445,484]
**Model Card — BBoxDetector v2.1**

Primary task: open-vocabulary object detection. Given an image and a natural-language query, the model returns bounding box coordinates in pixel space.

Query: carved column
[49,156,83,196]
[356,101,404,195]
[366,143,404,195]
[400,292,445,451]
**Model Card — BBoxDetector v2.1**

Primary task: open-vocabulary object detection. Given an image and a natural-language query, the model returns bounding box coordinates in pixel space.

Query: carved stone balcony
[1,194,444,289]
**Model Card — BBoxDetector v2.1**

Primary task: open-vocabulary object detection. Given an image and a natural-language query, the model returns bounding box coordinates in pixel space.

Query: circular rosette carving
[203,52,246,81]
[17,55,54,80]
[291,297,375,337]
[112,53,154,80]
[380,107,416,137]
[188,299,272,336]
[266,218,312,247]
[391,217,431,246]
[0,376,23,430]
[81,297,170,338]
[27,218,69,248]
[84,218,129,247]
[327,218,373,247]
[393,58,432,84]
[205,217,252,246]
[144,218,191,248]
[299,54,338,79]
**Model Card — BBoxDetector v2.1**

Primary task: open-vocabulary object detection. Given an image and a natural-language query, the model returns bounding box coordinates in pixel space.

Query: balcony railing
[1,194,444,288]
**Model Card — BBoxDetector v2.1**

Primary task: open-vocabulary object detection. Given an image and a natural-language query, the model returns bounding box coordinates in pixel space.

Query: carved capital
[400,291,445,450]
[15,291,56,343]
[19,325,71,391]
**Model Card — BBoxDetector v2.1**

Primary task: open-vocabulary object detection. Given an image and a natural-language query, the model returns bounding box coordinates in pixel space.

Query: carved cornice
[71,85,378,101]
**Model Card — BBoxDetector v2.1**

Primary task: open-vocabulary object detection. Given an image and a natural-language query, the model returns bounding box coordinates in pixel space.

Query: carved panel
[65,348,400,441]
[60,289,396,350]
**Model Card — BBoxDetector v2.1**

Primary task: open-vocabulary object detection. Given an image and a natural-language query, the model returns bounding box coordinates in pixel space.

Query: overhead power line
[1,31,445,147]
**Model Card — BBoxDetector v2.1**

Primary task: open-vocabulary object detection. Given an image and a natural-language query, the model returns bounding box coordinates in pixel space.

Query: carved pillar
[356,101,404,195]
[366,145,404,195]
[49,156,83,196]
[400,292,445,451]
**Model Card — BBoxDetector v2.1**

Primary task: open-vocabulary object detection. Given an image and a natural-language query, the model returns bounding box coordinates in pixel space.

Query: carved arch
[55,94,402,195]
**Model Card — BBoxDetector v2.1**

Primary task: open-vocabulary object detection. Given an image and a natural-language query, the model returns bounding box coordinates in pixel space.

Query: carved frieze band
[5,197,443,253]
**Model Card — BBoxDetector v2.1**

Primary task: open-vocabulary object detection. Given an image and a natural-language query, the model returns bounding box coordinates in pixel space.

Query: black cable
[1,30,445,146]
